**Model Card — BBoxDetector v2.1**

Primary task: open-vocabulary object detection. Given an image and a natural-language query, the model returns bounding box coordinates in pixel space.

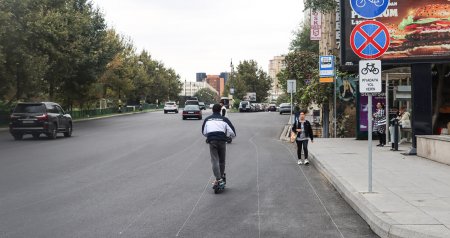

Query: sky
[92,0,305,81]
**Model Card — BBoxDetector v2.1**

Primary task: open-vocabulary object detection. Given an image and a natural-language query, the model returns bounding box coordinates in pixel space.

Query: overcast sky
[92,0,305,81]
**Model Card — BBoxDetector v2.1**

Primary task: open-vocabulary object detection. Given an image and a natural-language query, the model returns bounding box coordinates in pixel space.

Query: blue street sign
[350,0,390,19]
[319,55,335,77]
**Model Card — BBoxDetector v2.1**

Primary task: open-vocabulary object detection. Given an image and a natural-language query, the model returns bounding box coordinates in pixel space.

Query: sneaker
[218,179,225,187]
[221,173,226,184]
[297,159,303,165]
[304,159,310,165]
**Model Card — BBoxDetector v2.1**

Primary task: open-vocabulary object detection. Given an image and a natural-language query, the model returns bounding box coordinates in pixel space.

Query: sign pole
[334,76,337,138]
[368,94,373,193]
[290,81,293,123]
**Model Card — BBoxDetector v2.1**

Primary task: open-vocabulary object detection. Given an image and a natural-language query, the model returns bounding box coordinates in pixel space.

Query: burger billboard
[341,0,450,66]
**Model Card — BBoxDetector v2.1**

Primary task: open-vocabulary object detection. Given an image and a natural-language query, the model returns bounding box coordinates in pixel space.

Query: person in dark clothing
[202,104,236,186]
[293,105,300,124]
[292,111,314,165]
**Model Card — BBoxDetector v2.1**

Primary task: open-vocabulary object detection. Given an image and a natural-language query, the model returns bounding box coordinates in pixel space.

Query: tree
[194,88,219,104]
[278,50,333,109]
[303,0,337,12]
[290,21,319,53]
[224,60,272,102]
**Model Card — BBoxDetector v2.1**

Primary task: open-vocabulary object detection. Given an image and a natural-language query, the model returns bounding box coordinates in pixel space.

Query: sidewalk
[308,138,450,238]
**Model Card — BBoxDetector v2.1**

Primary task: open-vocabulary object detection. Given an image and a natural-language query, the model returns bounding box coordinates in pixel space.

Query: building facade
[196,73,207,82]
[180,81,219,97]
[268,55,286,101]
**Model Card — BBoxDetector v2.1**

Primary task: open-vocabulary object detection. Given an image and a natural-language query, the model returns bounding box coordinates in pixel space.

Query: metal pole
[368,94,373,193]
[385,73,389,146]
[334,76,337,138]
[290,82,293,124]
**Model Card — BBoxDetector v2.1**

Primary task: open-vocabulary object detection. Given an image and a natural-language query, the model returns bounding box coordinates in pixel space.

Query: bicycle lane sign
[350,0,390,19]
[350,20,390,59]
[359,60,381,93]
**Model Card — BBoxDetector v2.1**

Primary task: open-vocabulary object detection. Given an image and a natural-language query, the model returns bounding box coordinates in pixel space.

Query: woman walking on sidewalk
[292,111,314,165]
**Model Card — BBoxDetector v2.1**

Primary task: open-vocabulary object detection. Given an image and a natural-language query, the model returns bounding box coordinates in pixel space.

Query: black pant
[296,140,309,160]
[378,132,386,145]
[209,140,226,180]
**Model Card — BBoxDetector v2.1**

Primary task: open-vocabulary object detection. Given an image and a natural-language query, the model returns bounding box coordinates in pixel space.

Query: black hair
[212,104,221,113]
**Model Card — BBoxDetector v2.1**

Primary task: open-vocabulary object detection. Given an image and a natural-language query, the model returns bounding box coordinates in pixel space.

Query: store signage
[310,11,322,41]
[341,0,450,65]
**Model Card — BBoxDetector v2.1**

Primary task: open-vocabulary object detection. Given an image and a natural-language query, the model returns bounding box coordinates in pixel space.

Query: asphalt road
[0,110,378,238]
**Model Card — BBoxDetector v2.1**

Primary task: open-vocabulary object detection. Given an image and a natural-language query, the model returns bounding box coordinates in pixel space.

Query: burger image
[399,3,450,56]
[382,23,409,59]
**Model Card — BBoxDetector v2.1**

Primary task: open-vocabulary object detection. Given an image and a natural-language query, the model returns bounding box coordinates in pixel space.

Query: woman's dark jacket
[291,120,314,141]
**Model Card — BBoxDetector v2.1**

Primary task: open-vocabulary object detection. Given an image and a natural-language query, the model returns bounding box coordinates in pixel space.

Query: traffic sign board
[350,0,390,19]
[287,80,296,93]
[319,56,335,77]
[359,60,381,93]
[350,20,390,59]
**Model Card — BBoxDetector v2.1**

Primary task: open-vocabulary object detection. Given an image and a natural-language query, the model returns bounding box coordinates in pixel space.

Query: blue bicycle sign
[356,0,384,8]
[350,0,389,19]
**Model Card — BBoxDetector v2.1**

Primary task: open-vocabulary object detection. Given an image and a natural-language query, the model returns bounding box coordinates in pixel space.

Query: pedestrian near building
[202,104,236,186]
[292,111,314,165]
[373,102,386,147]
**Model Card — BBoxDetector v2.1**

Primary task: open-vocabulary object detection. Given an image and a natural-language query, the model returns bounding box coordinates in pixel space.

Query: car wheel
[13,133,23,140]
[176,110,178,113]
[47,124,57,139]
[199,116,202,120]
[280,112,282,114]
[64,123,72,137]
[182,117,186,120]
[164,110,167,114]
[32,133,40,139]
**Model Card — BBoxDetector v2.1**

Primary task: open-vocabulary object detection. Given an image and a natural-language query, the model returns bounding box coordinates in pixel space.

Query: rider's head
[213,104,222,113]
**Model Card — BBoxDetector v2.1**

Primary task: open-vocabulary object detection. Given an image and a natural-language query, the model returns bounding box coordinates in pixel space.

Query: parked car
[9,102,72,140]
[267,104,277,112]
[199,102,206,110]
[164,101,178,113]
[239,101,251,112]
[279,103,292,114]
[182,105,202,120]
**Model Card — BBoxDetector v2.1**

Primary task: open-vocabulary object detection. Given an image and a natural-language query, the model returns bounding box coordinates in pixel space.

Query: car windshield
[280,103,291,107]
[185,101,198,105]
[199,102,205,105]
[165,102,175,106]
[13,104,46,113]
[184,105,199,110]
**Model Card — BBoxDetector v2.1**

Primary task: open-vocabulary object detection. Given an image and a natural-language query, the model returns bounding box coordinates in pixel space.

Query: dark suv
[9,102,73,140]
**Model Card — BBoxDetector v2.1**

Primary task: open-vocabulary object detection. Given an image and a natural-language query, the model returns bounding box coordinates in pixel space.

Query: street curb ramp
[308,151,444,238]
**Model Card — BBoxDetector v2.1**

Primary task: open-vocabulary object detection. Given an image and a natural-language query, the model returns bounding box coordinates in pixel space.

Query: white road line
[281,142,345,238]
[175,175,212,237]
[249,136,261,238]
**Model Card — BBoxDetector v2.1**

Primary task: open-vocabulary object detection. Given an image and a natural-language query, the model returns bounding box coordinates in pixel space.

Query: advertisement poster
[337,77,357,102]
[359,93,386,132]
[341,0,450,65]
[243,92,256,102]
[310,11,322,41]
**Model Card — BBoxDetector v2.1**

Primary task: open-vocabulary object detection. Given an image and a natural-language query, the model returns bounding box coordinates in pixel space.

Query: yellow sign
[320,77,334,83]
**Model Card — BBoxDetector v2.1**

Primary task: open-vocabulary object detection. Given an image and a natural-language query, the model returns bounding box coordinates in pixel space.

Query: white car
[164,102,178,113]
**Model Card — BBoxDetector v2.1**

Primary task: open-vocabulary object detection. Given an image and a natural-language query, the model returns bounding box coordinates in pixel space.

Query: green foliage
[278,50,333,109]
[194,88,219,104]
[0,0,182,109]
[224,60,272,103]
[304,0,338,13]
[290,21,319,53]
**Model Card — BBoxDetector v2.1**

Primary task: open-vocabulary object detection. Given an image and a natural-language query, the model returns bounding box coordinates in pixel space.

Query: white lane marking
[281,141,345,238]
[175,175,213,237]
[119,145,206,235]
[249,136,261,238]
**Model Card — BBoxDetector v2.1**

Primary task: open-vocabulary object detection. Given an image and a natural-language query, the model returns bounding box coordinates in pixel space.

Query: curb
[308,151,444,238]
